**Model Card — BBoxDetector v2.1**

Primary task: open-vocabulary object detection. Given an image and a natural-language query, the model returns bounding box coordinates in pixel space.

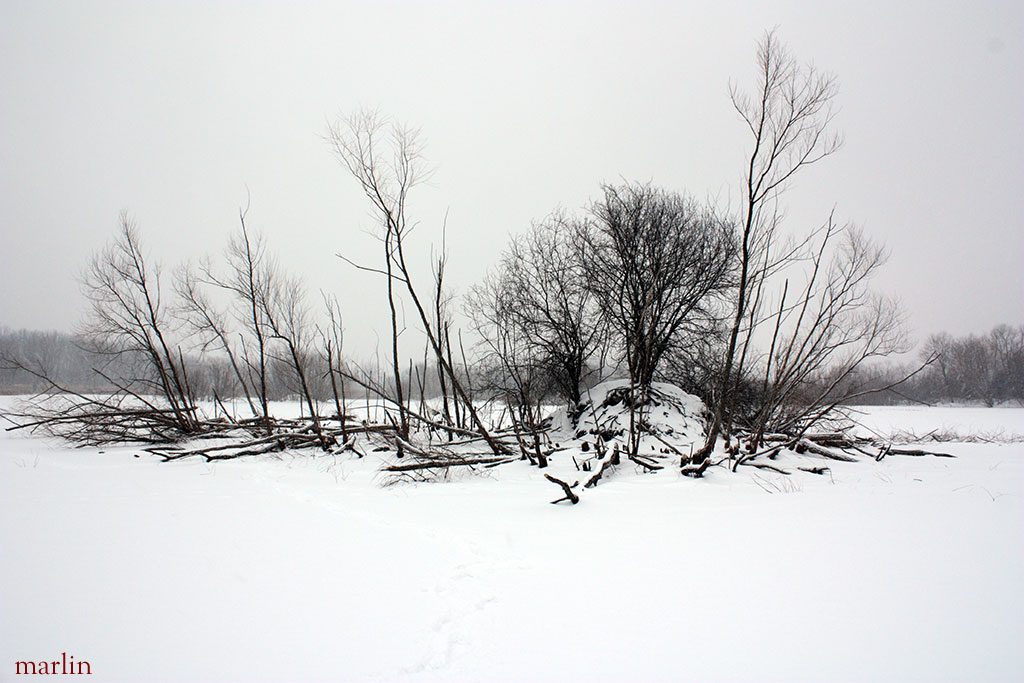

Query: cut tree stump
[545,474,580,504]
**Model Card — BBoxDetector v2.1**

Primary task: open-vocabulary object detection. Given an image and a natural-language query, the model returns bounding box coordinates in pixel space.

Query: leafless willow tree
[175,263,258,418]
[318,293,349,438]
[467,274,552,466]
[258,266,328,447]
[326,110,418,448]
[745,218,910,446]
[78,214,198,432]
[194,210,329,445]
[468,212,608,410]
[577,183,736,392]
[466,212,613,467]
[428,237,472,432]
[327,109,510,456]
[225,213,278,428]
[694,30,843,465]
[2,214,203,443]
[184,211,278,431]
[177,202,332,449]
[688,31,927,472]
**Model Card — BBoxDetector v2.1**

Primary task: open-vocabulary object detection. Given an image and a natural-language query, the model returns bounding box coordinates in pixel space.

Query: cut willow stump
[545,474,580,504]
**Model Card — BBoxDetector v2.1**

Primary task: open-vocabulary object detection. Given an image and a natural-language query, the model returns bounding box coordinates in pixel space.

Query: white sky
[1,0,1021,358]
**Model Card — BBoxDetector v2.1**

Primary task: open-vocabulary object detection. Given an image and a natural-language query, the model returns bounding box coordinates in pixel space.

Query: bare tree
[327,110,419,451]
[327,109,510,455]
[920,332,955,400]
[184,202,331,448]
[318,293,349,440]
[200,208,275,432]
[988,324,1024,402]
[695,30,842,465]
[1,215,205,444]
[468,211,608,410]
[257,265,329,447]
[79,213,198,432]
[744,219,910,446]
[175,264,258,418]
[577,183,736,392]
[467,260,556,467]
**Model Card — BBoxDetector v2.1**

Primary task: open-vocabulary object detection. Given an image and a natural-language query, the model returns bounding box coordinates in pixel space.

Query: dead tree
[190,203,330,447]
[319,293,349,441]
[433,241,455,430]
[1,216,204,444]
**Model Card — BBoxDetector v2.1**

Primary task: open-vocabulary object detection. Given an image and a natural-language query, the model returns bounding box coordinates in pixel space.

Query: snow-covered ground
[1,397,1022,682]
[848,403,1024,442]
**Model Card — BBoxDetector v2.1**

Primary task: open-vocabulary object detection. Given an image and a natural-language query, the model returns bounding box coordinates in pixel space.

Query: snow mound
[549,379,708,455]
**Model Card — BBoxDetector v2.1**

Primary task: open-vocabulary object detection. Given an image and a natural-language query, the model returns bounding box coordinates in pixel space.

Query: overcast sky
[1,0,1021,358]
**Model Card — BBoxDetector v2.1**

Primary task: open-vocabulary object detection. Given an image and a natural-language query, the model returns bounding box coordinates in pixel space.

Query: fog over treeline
[0,323,437,403]
[3,322,1022,407]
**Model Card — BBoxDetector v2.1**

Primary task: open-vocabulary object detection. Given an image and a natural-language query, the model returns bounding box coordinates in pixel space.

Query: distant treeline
[0,327,100,394]
[4,323,1022,407]
[0,325,444,402]
[836,324,1024,406]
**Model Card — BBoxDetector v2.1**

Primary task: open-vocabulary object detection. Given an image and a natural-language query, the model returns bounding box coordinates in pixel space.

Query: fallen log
[584,455,616,488]
[733,445,783,472]
[205,440,286,461]
[628,453,664,471]
[747,462,791,475]
[760,431,853,448]
[384,456,515,472]
[803,432,851,443]
[886,446,955,458]
[152,432,305,460]
[796,439,859,462]
[680,457,711,478]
